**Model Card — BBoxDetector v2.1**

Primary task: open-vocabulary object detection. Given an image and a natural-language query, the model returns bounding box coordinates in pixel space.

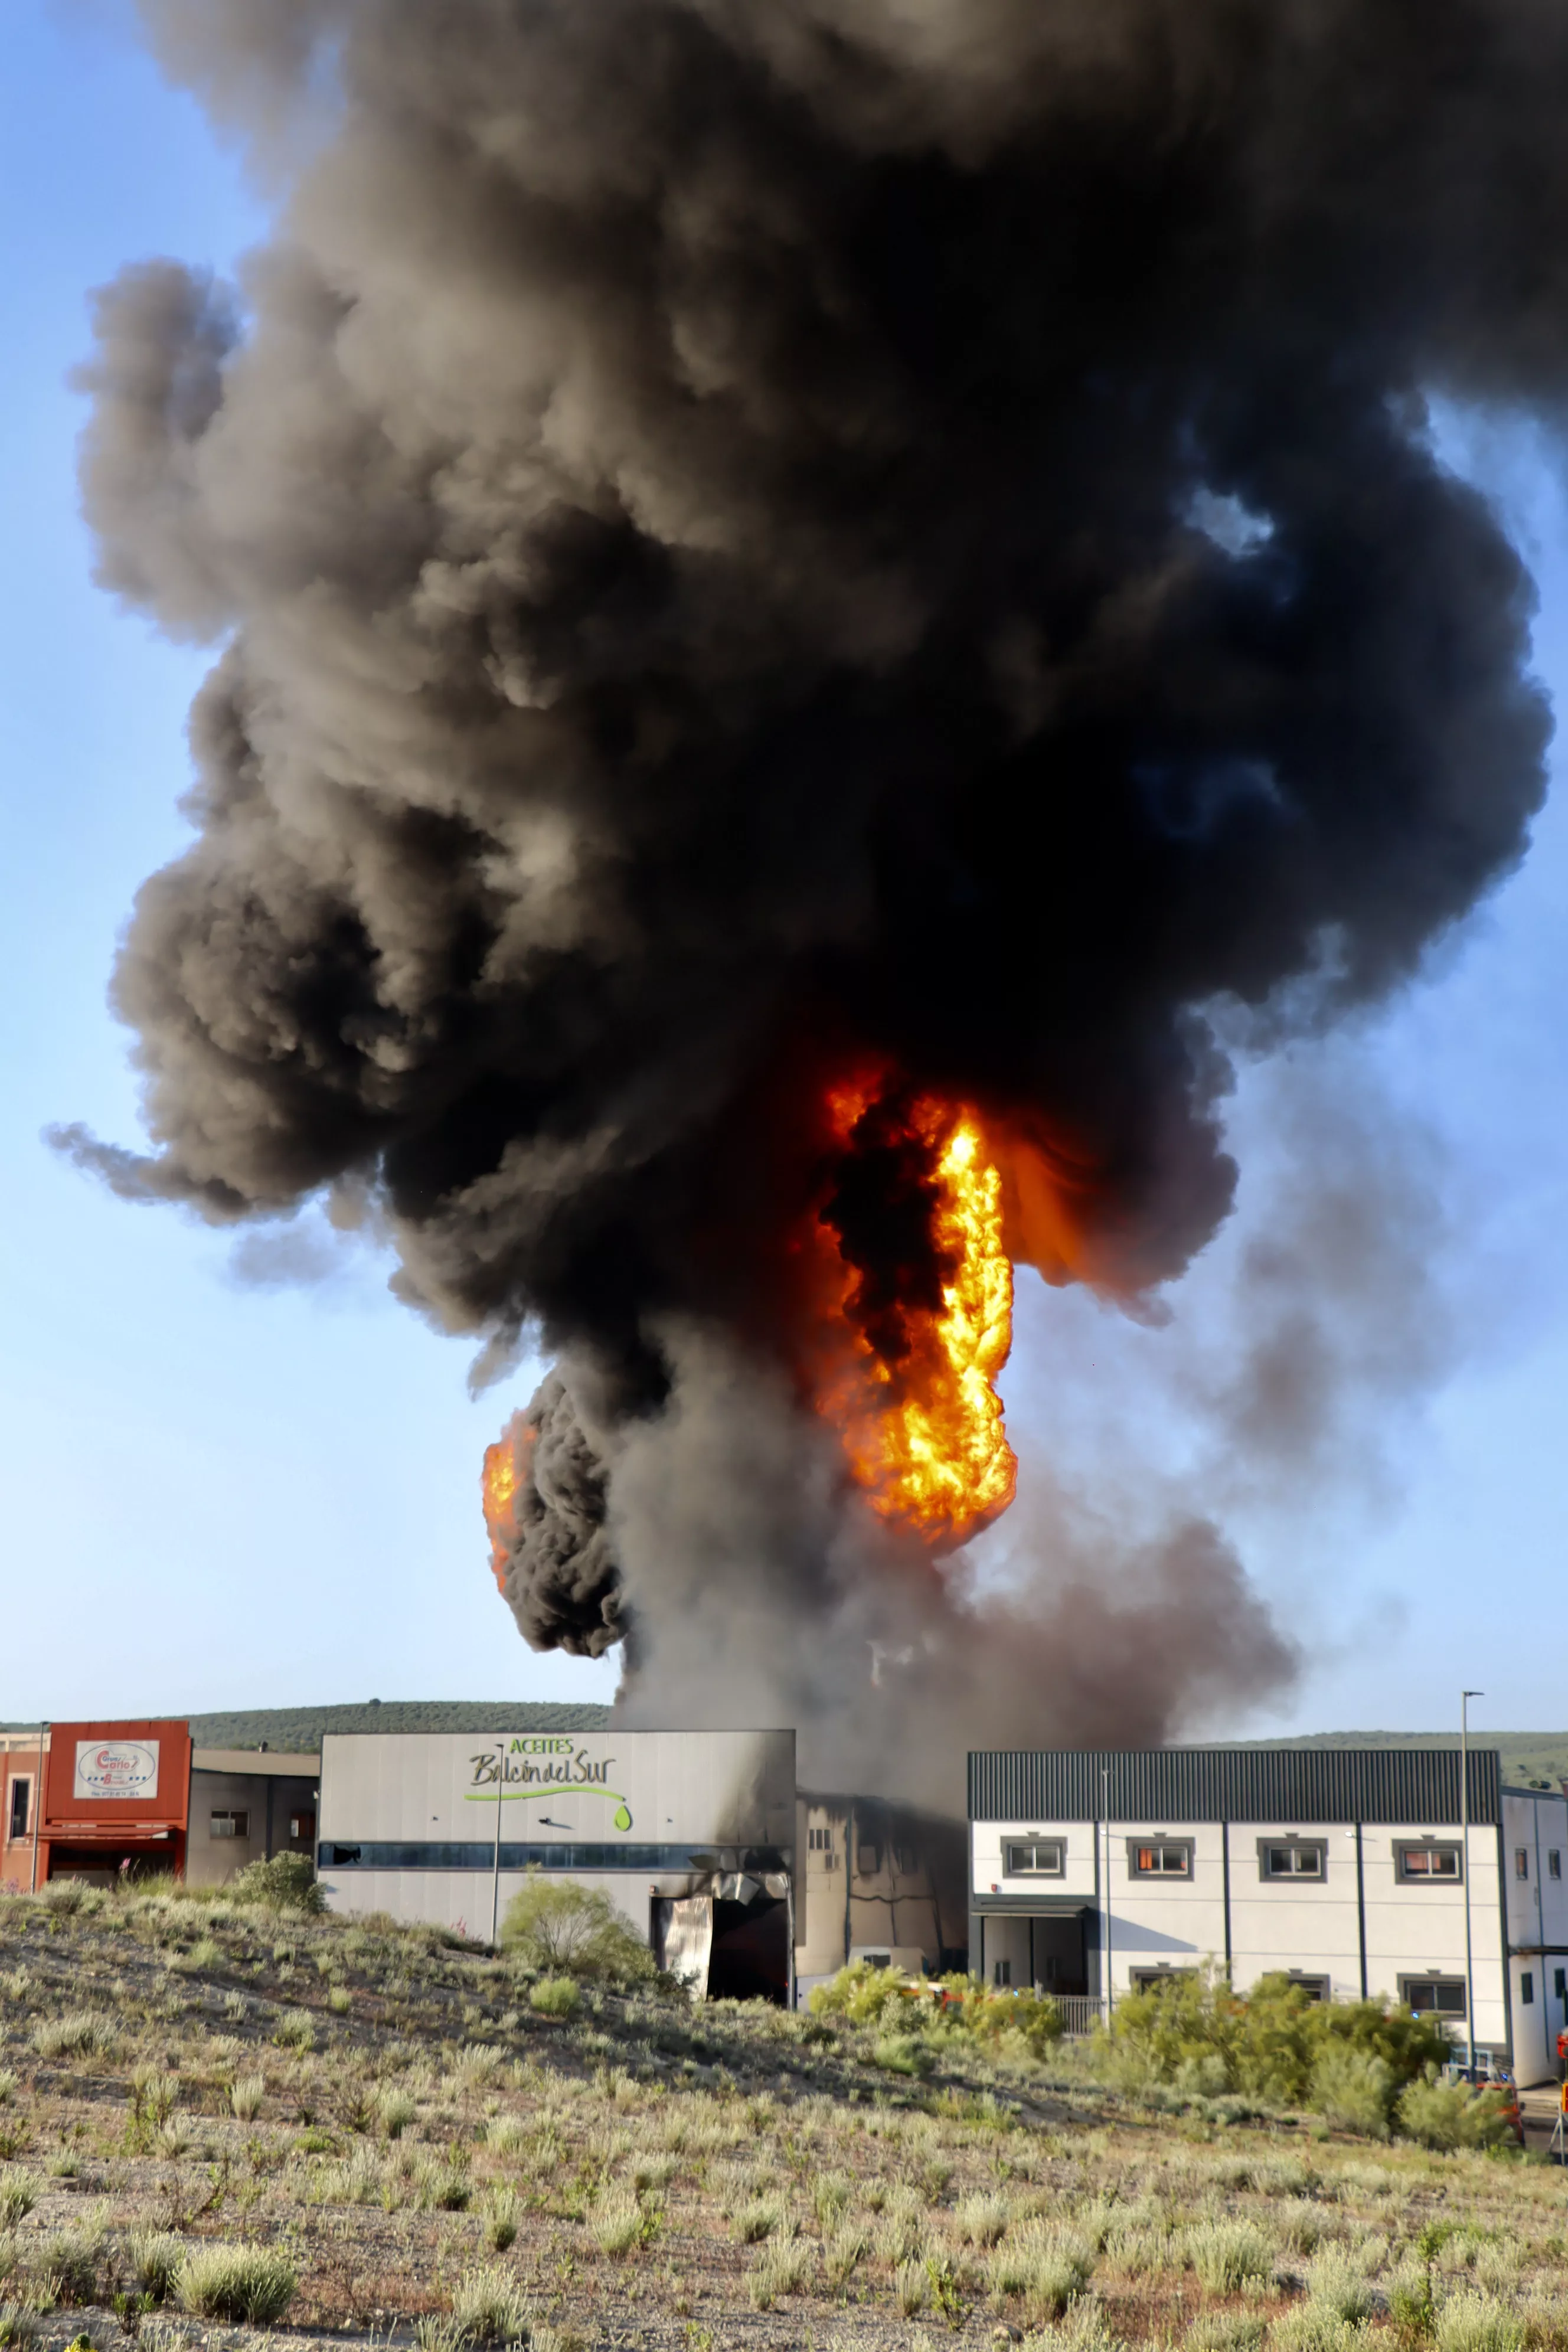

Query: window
[1285,1973,1331,2002]
[808,1827,832,1851]
[857,1840,883,1876]
[993,1958,1012,1988]
[894,1843,917,1874]
[1004,1838,1065,1878]
[1399,1974,1466,2019]
[1128,1838,1193,1879]
[1516,1848,1530,1880]
[289,1811,315,1843]
[1554,1968,1566,2001]
[210,1810,249,1841]
[1257,1838,1328,1881]
[8,1779,30,1841]
[1394,1841,1462,1884]
[1550,1851,1562,1881]
[1521,1971,1536,2006]
[1129,1966,1198,1992]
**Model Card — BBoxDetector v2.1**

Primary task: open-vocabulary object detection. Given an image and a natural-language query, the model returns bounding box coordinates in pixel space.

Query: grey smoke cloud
[53,0,1568,1743]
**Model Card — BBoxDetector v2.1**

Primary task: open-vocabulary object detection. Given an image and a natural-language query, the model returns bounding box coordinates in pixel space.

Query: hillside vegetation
[0,1877,1560,2352]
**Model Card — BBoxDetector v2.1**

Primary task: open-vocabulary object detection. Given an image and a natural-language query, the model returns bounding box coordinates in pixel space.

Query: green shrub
[501,1876,654,1984]
[808,1960,910,2024]
[1433,2293,1525,2352]
[31,2012,115,2062]
[38,2224,103,2305]
[273,2008,315,2051]
[231,2072,266,2120]
[229,1854,324,1915]
[529,1975,581,2020]
[449,2262,532,2344]
[1183,2222,1276,2294]
[123,2229,184,2304]
[0,2177,37,2231]
[1396,2074,1515,2153]
[1095,1966,1451,2113]
[873,2032,936,2078]
[177,2245,297,2325]
[1306,2250,1378,2324]
[1311,2046,1394,2139]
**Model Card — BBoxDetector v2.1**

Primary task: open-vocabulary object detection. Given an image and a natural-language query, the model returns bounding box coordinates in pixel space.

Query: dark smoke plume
[58,0,1568,1762]
[491,1372,624,1658]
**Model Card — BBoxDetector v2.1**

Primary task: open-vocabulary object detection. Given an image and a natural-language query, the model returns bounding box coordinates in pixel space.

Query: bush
[231,2072,266,2119]
[0,2176,37,2230]
[501,1873,654,1984]
[273,2008,316,2051]
[31,2012,115,2062]
[1396,2073,1516,2153]
[873,2032,936,2077]
[1095,1967,1451,2115]
[529,1975,581,2020]
[1434,2292,1525,2352]
[449,2263,532,2345]
[1311,2045,1394,2139]
[229,1854,324,1915]
[127,2232,187,2304]
[177,2245,298,2325]
[809,1961,910,2024]
[1182,2222,1275,2294]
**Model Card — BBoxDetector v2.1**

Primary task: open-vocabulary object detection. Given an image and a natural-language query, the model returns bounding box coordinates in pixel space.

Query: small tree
[228,1853,324,1915]
[500,1873,654,1984]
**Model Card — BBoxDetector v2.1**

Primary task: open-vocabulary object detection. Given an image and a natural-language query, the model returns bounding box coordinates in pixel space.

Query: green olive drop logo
[463,1737,633,1830]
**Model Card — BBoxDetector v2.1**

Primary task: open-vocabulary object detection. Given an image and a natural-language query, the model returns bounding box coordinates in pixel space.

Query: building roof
[968,1746,1502,1827]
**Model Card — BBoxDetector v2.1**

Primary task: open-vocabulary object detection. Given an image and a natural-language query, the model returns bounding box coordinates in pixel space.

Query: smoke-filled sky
[6,0,1568,1752]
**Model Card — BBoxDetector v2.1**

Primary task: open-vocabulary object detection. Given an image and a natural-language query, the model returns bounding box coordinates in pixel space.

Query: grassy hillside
[0,1879,1554,2346]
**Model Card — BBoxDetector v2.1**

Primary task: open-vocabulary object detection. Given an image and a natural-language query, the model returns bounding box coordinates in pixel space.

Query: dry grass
[0,1889,1556,2351]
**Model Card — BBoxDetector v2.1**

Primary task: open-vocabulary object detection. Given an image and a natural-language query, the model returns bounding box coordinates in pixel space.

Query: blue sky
[4,0,1566,1741]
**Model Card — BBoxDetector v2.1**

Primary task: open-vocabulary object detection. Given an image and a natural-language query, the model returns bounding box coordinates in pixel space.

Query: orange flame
[815,1082,1017,1547]
[482,1423,526,1592]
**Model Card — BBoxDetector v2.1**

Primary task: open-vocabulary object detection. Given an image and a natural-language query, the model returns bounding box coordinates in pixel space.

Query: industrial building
[0,1723,316,1891]
[968,1745,1568,2078]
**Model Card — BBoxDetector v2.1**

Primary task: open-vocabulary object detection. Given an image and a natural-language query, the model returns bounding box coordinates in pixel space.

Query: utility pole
[1103,1766,1114,2026]
[1462,1690,1483,2074]
[489,1741,505,1950]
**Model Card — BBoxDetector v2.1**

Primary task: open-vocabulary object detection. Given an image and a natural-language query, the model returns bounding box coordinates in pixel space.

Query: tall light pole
[1461,1690,1483,2075]
[1103,1766,1114,2026]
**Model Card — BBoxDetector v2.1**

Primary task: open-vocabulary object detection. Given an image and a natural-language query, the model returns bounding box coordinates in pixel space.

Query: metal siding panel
[968,1747,1501,1826]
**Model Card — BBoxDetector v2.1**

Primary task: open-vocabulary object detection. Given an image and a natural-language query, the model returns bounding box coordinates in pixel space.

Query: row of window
[806,1827,918,1876]
[1515,1847,1563,1880]
[1001,1835,1496,1883]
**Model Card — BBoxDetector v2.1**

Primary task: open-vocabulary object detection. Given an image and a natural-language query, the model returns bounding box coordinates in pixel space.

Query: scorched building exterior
[316,1727,798,1998]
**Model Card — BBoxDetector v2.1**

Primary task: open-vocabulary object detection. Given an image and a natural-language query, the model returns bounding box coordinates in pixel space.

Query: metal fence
[1055,1994,1102,2039]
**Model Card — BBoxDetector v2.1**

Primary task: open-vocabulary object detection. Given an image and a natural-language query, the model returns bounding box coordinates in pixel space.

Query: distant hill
[1,1701,612,1753]
[1211,1731,1568,1790]
[5,1709,1563,1785]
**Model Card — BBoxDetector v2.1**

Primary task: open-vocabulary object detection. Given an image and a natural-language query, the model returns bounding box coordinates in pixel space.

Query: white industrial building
[318,1727,798,1997]
[969,1746,1568,2081]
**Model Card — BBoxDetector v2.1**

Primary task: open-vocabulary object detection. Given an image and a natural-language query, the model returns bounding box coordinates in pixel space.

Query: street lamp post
[1461,1690,1483,2075]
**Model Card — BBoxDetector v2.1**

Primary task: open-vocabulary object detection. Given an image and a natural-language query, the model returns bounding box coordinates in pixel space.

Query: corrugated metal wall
[967,1747,1501,1825]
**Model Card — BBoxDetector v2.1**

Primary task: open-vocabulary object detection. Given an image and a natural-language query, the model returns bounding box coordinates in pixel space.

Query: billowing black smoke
[492,1372,624,1658]
[55,0,1568,1777]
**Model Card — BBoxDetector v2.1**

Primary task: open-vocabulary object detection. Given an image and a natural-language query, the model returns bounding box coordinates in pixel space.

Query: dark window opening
[8,1780,30,1841]
[1129,1966,1199,1992]
[210,1811,249,1841]
[1005,1838,1065,1878]
[993,1958,1012,1987]
[858,1841,883,1876]
[1550,1851,1562,1881]
[1521,1971,1536,2005]
[1286,1973,1331,2001]
[1400,1975,1466,2018]
[1259,1838,1327,1880]
[1516,1848,1530,1880]
[1555,1968,1566,2001]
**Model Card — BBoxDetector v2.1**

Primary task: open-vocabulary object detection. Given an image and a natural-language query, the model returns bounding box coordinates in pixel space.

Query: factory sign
[465,1737,632,1829]
[73,1739,159,1802]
